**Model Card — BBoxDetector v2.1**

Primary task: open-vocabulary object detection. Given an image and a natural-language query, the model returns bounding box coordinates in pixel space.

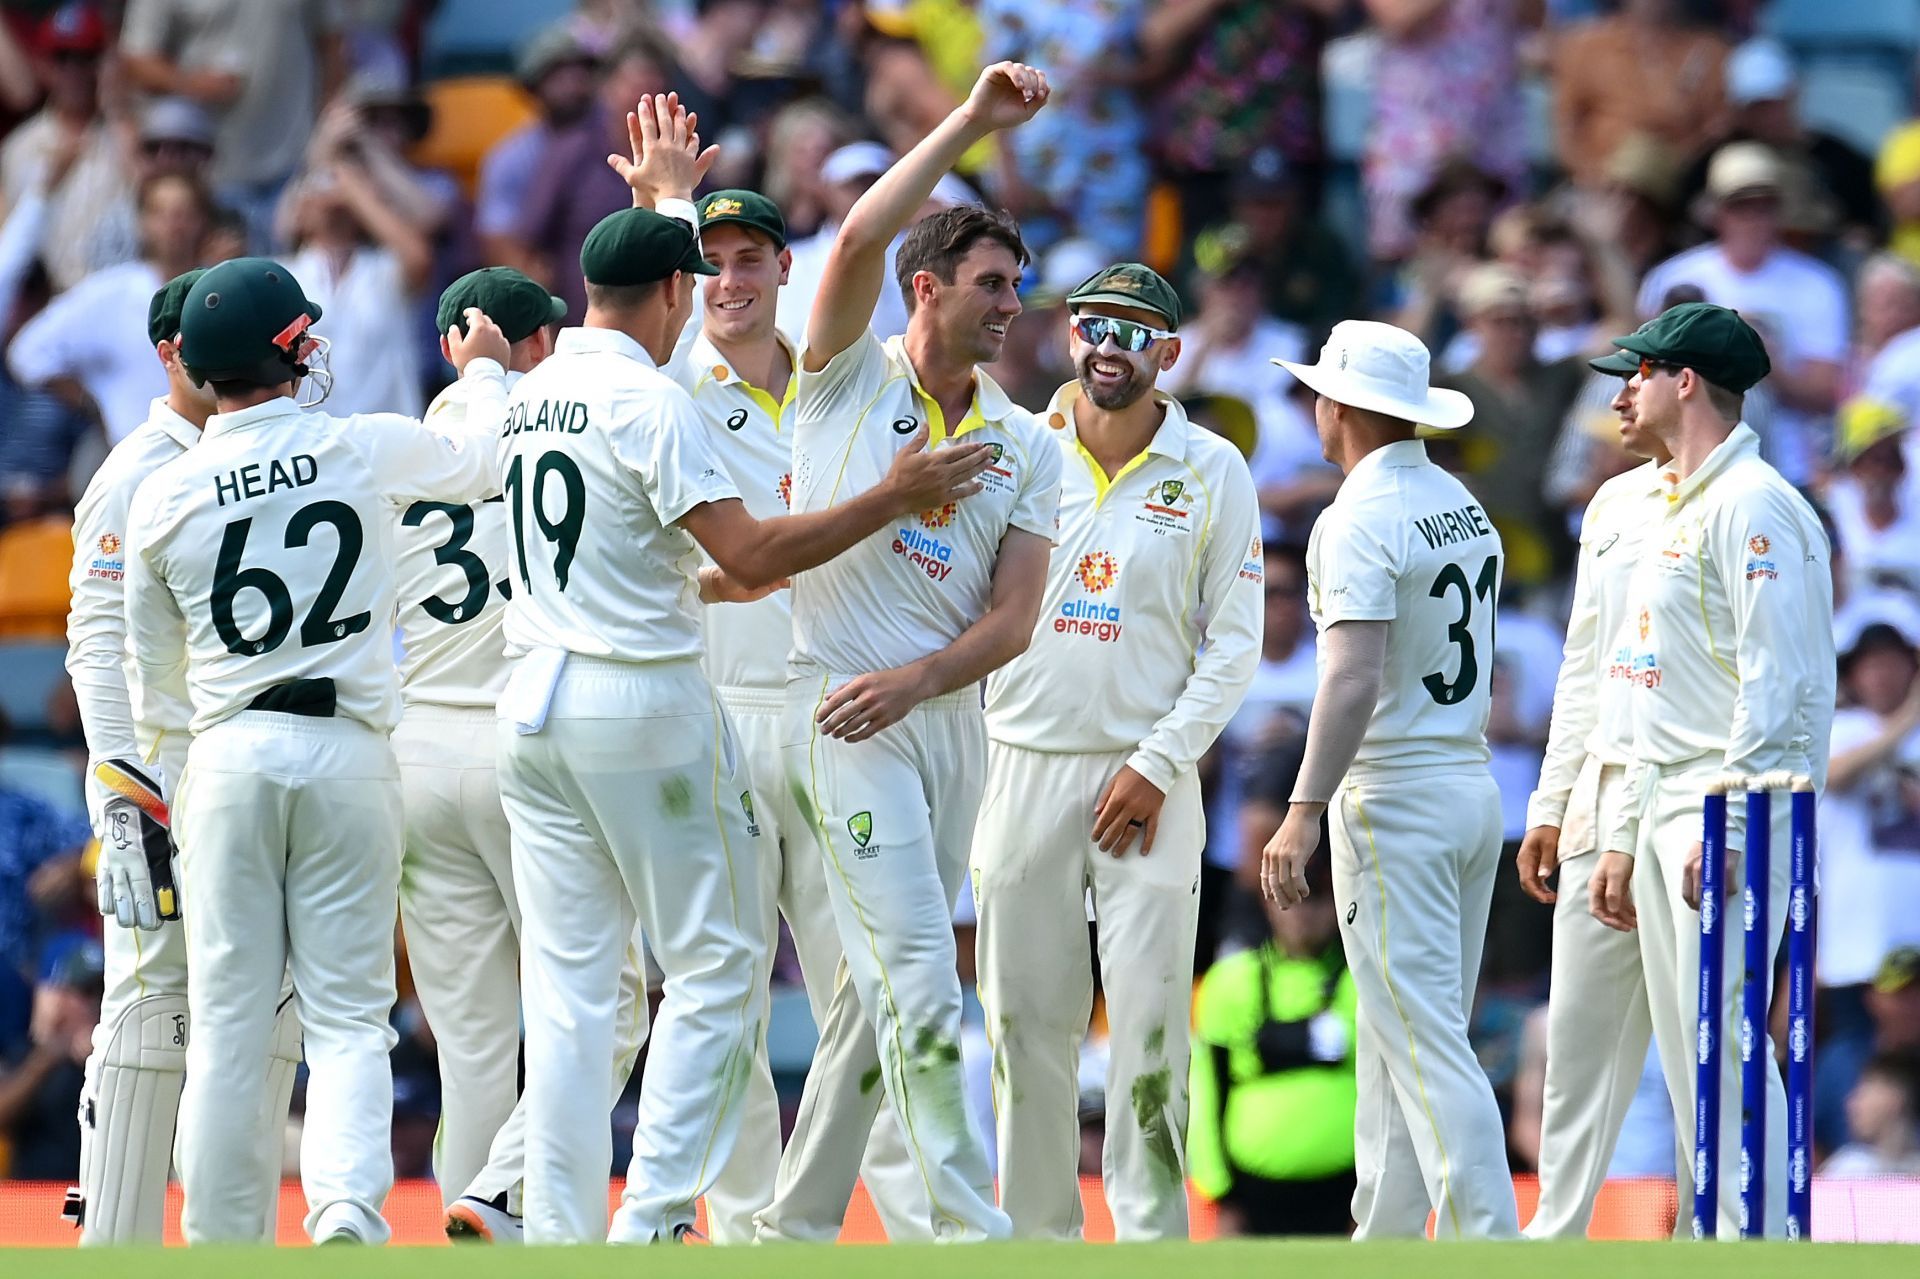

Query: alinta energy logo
[87,532,125,582]
[920,503,957,529]
[777,472,792,510]
[894,506,957,581]
[1059,550,1122,641]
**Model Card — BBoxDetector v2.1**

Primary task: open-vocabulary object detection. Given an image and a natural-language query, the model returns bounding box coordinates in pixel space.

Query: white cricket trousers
[394,704,520,1207]
[704,686,928,1244]
[1626,760,1789,1239]
[973,743,1204,1241]
[173,711,403,1245]
[754,672,1009,1242]
[1527,761,1675,1238]
[498,656,766,1245]
[1329,765,1519,1240]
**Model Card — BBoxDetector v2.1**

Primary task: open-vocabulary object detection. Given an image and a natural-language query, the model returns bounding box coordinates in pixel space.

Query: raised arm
[804,61,1048,371]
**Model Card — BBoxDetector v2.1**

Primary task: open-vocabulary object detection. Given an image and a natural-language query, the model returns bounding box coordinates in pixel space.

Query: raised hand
[448,308,511,372]
[961,61,1050,134]
[607,91,720,208]
[880,426,993,514]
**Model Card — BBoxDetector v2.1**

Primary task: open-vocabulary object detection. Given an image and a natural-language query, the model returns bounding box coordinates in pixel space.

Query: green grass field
[7,1241,1917,1279]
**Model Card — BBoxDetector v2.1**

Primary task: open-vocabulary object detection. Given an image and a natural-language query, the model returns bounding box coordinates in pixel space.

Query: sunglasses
[1637,357,1680,381]
[1073,314,1175,354]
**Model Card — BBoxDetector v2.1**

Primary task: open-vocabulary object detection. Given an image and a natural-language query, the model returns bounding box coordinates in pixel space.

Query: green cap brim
[545,295,568,325]
[1588,349,1640,376]
[1067,291,1177,329]
[698,215,786,250]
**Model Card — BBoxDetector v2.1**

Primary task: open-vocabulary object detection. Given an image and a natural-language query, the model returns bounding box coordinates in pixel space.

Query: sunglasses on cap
[1073,314,1175,354]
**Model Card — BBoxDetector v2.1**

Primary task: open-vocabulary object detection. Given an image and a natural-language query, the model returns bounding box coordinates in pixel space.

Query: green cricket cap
[580,208,718,287]
[1589,301,1772,393]
[147,268,205,347]
[178,257,324,387]
[697,189,787,250]
[1065,262,1181,330]
[437,266,567,344]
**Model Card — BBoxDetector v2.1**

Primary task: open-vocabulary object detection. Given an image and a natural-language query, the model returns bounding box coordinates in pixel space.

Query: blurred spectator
[8,171,212,443]
[979,0,1149,259]
[509,32,674,325]
[671,0,777,138]
[279,103,434,419]
[0,263,89,499]
[0,940,100,1179]
[1388,157,1506,351]
[119,0,347,254]
[1188,846,1356,1237]
[81,97,219,278]
[0,709,91,1039]
[0,4,121,293]
[1161,225,1320,506]
[1638,142,1847,484]
[847,16,986,179]
[1362,0,1528,264]
[1224,543,1319,757]
[995,236,1103,410]
[1879,114,1920,271]
[1550,0,1728,194]
[1441,211,1629,373]
[1828,401,1920,601]
[1570,130,1689,282]
[1681,38,1879,249]
[1139,0,1338,243]
[1228,147,1360,348]
[759,98,858,244]
[1443,263,1585,585]
[1823,1054,1920,1177]
[1845,254,1920,401]
[476,27,602,271]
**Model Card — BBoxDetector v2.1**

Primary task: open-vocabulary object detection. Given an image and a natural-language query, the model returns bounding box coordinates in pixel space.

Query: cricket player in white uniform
[1585,304,1835,1238]
[1517,365,1689,1237]
[63,270,300,1244]
[1260,320,1520,1240]
[620,148,927,1240]
[123,256,513,1244]
[494,173,995,1243]
[752,62,1060,1245]
[975,262,1262,1239]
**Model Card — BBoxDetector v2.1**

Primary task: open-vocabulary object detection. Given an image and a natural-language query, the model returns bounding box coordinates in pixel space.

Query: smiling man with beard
[970,263,1263,1239]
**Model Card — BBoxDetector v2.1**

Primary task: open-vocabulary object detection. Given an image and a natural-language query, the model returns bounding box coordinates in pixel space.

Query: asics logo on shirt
[1595,532,1620,556]
[891,416,918,435]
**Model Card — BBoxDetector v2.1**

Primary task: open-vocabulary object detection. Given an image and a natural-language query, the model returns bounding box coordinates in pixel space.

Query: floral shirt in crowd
[1154,0,1328,178]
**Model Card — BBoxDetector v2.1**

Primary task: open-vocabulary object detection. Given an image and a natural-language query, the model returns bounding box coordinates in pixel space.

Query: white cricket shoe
[445,1193,525,1245]
[312,1202,371,1245]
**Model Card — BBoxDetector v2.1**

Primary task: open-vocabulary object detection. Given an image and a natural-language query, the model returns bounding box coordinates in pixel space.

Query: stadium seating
[420,0,560,80]
[412,77,539,197]
[0,640,66,733]
[1764,0,1920,57]
[0,744,83,813]
[1798,60,1913,157]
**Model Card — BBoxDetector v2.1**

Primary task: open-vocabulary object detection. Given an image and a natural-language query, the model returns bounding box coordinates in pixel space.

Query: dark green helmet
[178,257,324,388]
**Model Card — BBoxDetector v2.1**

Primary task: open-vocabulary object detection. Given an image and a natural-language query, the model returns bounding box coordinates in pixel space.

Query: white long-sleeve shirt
[985,386,1263,790]
[1524,462,1664,848]
[123,363,506,750]
[9,259,167,443]
[1603,424,1836,853]
[65,398,200,807]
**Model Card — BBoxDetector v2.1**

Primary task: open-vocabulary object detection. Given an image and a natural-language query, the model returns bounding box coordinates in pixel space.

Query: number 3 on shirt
[505,451,585,591]
[1422,554,1499,706]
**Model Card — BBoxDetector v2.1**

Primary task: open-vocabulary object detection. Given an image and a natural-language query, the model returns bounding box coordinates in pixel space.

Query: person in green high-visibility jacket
[1189,846,1357,1236]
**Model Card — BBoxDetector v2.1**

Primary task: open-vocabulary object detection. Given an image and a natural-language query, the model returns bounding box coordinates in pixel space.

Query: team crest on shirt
[1136,477,1193,535]
[741,791,760,838]
[87,532,125,582]
[1657,522,1698,574]
[978,441,1016,494]
[848,811,876,858]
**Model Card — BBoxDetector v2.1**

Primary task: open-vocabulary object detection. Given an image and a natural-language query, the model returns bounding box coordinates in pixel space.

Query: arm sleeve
[1007,421,1062,541]
[7,275,98,387]
[1715,488,1835,845]
[1289,620,1388,804]
[1128,463,1263,792]
[121,493,190,761]
[65,468,139,782]
[1526,522,1603,829]
[367,359,508,506]
[795,325,888,422]
[1309,501,1398,624]
[616,387,740,526]
[117,0,168,57]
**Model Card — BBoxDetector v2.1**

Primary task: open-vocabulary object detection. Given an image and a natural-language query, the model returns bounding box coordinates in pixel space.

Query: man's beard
[1075,352,1151,410]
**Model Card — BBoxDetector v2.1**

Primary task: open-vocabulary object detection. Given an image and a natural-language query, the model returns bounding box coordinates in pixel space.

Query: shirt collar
[202,396,300,440]
[1345,437,1428,487]
[883,333,1020,427]
[557,325,658,368]
[1660,423,1758,509]
[690,329,798,395]
[1043,381,1191,462]
[146,397,202,450]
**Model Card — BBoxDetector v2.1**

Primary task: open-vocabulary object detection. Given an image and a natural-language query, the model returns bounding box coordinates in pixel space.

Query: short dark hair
[585,279,663,312]
[895,206,1028,314]
[1703,379,1744,421]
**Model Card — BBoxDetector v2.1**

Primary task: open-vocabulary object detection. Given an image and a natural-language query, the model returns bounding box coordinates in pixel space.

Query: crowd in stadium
[0,0,1918,1225]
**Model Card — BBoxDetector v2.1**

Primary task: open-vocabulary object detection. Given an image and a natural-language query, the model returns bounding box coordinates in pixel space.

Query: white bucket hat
[1273,319,1474,431]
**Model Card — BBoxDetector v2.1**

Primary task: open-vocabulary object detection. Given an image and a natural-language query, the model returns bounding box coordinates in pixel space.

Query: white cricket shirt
[666,329,797,693]
[1602,424,1835,851]
[392,372,522,708]
[1306,438,1505,771]
[8,259,167,444]
[984,385,1263,792]
[66,399,199,770]
[1524,462,1664,832]
[122,363,506,750]
[788,328,1060,676]
[498,327,740,663]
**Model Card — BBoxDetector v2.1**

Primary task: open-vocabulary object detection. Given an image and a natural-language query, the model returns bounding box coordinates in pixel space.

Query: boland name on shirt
[1413,501,1495,551]
[504,399,589,436]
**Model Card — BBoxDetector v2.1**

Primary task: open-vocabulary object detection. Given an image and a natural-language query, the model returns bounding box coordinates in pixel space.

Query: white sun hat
[1273,319,1474,431]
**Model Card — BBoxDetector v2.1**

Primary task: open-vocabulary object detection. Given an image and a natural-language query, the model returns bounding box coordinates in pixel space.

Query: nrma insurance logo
[1058,550,1122,641]
[893,507,957,581]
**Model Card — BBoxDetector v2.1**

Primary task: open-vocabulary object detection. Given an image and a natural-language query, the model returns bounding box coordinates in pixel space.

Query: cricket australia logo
[980,441,1015,493]
[705,197,744,219]
[741,790,760,838]
[848,811,876,858]
[1138,477,1192,533]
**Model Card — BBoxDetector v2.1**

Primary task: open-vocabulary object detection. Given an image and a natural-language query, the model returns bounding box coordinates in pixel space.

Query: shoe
[672,1223,708,1245]
[312,1203,369,1246]
[446,1193,524,1245]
